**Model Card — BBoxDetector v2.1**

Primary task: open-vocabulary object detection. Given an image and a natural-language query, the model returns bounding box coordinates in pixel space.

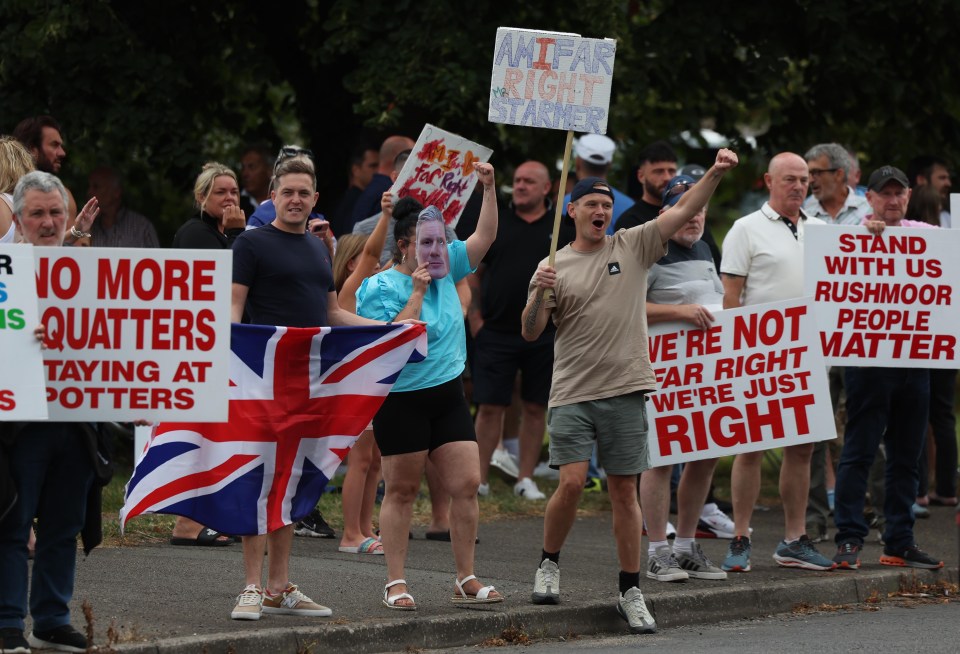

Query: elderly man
[803,143,870,225]
[0,171,103,653]
[523,149,738,635]
[832,166,943,570]
[720,153,835,573]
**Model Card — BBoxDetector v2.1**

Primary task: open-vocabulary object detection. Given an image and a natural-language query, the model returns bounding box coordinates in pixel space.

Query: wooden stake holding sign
[488,27,617,272]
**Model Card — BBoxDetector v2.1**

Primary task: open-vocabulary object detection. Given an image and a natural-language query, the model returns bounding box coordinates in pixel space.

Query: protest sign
[646,298,835,467]
[0,244,48,420]
[36,248,232,421]
[392,124,493,228]
[804,224,959,368]
[489,27,616,134]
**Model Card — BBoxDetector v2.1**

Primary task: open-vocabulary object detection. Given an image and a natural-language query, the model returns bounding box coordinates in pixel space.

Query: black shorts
[471,328,554,406]
[373,377,476,456]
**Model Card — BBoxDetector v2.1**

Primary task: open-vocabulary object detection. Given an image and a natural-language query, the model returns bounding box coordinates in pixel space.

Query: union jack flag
[120,322,426,535]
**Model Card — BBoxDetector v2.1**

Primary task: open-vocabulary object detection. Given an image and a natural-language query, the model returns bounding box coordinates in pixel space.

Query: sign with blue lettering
[488,27,617,135]
[0,244,48,420]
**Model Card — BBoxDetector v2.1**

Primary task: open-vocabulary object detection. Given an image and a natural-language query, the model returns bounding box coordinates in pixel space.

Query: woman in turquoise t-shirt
[357,162,500,610]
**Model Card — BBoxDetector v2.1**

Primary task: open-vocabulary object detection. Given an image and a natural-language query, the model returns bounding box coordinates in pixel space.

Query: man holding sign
[832,166,943,570]
[522,148,738,635]
[0,172,102,653]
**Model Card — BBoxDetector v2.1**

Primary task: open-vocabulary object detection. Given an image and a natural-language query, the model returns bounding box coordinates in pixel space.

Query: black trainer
[294,508,335,538]
[28,624,87,652]
[879,544,943,569]
[833,541,862,570]
[0,627,31,654]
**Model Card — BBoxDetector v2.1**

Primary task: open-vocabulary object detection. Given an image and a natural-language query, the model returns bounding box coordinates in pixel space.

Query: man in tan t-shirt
[521,149,738,635]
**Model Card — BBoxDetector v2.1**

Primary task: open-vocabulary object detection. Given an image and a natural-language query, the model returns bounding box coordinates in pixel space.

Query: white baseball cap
[574,134,616,166]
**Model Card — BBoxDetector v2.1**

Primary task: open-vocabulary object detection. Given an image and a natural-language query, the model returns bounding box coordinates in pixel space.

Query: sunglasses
[274,146,314,172]
[666,182,692,198]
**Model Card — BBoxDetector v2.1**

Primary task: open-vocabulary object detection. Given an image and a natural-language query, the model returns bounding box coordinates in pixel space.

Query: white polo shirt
[720,202,825,306]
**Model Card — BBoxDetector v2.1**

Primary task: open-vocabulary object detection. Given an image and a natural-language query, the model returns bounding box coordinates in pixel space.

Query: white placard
[392,124,493,228]
[489,27,616,134]
[0,244,48,420]
[646,298,836,467]
[36,248,232,421]
[803,224,959,368]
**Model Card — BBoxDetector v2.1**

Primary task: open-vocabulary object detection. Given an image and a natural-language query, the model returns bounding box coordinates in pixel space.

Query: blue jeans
[834,368,929,551]
[0,424,94,632]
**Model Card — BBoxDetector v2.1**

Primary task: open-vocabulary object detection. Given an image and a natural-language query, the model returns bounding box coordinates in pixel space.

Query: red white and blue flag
[120,322,426,535]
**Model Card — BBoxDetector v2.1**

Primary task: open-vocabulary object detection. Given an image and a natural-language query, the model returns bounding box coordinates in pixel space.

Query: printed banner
[0,244,48,420]
[392,124,493,228]
[804,224,959,368]
[646,298,836,467]
[489,27,616,134]
[36,248,232,421]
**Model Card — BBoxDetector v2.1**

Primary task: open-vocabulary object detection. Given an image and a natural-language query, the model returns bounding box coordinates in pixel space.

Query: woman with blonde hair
[168,162,247,546]
[0,136,36,242]
[172,162,247,248]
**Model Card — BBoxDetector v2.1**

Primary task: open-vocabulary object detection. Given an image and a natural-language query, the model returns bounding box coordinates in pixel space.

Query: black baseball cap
[570,177,614,203]
[867,166,909,192]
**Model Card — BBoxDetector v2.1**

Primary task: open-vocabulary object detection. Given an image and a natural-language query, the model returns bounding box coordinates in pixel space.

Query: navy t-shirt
[232,224,334,327]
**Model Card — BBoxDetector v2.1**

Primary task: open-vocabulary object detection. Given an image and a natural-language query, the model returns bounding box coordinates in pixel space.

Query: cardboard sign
[646,299,836,467]
[0,244,48,420]
[392,124,493,228]
[804,224,959,368]
[489,27,616,134]
[36,248,232,421]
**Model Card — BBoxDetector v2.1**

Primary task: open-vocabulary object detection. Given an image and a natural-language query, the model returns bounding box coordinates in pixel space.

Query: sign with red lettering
[489,27,616,134]
[804,224,959,368]
[0,244,48,420]
[35,248,231,421]
[646,299,835,466]
[391,124,492,229]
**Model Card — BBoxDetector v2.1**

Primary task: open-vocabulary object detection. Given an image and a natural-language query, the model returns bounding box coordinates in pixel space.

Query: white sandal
[452,574,503,604]
[383,579,416,611]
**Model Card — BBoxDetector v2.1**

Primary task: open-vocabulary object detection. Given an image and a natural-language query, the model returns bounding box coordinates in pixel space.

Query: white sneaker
[477,482,490,497]
[698,503,746,539]
[642,519,677,539]
[617,587,657,634]
[514,477,546,500]
[532,559,560,604]
[490,448,520,479]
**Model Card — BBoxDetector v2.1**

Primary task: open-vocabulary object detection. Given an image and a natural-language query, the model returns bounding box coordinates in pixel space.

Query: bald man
[350,135,416,227]
[719,152,835,573]
[470,161,575,499]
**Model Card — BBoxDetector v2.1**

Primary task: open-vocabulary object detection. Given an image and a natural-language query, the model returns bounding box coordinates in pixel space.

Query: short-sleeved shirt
[612,198,660,231]
[480,201,575,334]
[356,239,474,392]
[720,202,825,306]
[89,208,160,248]
[647,239,723,306]
[232,224,334,327]
[802,187,870,225]
[530,221,666,407]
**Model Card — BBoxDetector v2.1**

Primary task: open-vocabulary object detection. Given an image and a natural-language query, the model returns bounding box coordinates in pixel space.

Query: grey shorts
[546,391,651,475]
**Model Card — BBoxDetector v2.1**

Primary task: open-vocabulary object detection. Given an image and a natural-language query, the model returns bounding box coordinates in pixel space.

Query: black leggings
[373,376,476,456]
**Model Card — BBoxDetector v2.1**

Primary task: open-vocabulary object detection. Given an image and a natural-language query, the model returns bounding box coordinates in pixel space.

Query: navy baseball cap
[570,177,615,203]
[661,175,697,208]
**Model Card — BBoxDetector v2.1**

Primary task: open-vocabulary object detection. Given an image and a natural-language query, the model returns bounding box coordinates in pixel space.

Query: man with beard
[720,152,835,573]
[612,141,678,231]
[12,116,78,220]
[802,143,870,225]
[906,155,952,227]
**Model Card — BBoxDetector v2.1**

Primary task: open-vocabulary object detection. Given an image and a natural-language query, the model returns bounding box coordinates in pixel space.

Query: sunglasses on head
[666,182,692,198]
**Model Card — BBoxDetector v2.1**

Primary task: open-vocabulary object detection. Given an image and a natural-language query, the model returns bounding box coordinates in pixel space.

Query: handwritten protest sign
[36,248,232,421]
[0,244,48,420]
[489,27,616,135]
[646,299,835,467]
[392,124,493,228]
[804,224,959,368]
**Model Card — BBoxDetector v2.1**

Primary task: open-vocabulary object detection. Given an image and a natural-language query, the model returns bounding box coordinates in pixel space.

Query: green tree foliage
[2,1,959,240]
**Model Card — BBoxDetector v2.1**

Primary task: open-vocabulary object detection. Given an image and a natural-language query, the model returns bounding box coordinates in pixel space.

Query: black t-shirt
[480,202,575,333]
[232,224,334,327]
[613,198,660,230]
